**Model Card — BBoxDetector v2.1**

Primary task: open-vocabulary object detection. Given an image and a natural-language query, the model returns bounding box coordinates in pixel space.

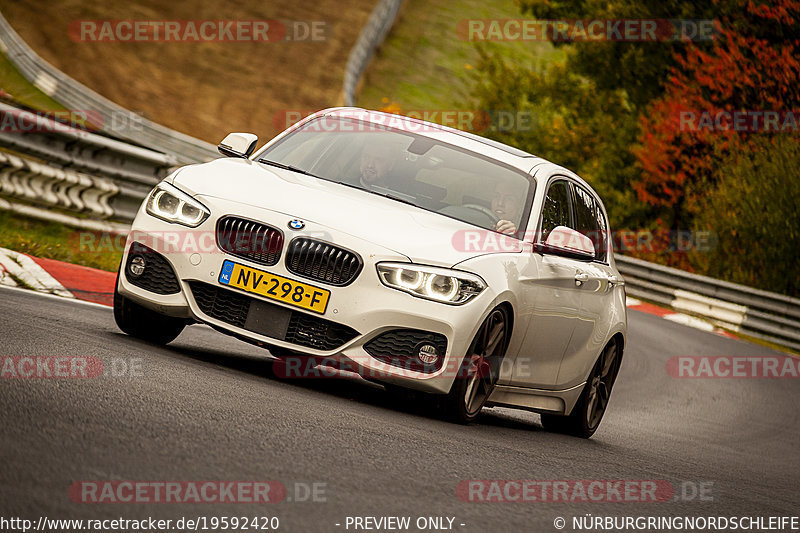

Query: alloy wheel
[585,341,620,430]
[462,309,507,416]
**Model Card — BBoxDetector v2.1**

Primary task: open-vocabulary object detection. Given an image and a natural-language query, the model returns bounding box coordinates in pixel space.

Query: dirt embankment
[0,0,375,144]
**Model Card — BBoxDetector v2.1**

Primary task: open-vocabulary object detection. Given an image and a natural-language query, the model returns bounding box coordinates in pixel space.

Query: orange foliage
[634,0,800,217]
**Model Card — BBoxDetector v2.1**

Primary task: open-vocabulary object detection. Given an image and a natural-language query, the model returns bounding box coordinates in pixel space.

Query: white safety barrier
[0,151,118,218]
[616,255,800,352]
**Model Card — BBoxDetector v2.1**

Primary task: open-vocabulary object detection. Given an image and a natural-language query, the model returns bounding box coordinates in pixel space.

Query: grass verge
[0,211,121,272]
[357,0,559,114]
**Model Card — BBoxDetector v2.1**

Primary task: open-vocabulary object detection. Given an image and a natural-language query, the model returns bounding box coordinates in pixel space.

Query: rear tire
[541,339,621,438]
[442,307,510,424]
[113,283,185,345]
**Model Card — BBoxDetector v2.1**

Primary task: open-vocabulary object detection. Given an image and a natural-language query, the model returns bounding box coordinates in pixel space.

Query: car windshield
[256,116,534,235]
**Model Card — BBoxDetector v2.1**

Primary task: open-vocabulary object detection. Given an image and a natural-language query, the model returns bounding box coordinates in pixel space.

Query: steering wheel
[462,204,500,225]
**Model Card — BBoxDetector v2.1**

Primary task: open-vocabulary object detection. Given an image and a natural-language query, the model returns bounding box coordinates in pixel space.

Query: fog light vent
[364,329,447,373]
[124,242,181,295]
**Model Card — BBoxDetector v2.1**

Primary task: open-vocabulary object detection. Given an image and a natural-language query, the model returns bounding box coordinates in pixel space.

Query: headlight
[145,182,210,227]
[376,262,486,305]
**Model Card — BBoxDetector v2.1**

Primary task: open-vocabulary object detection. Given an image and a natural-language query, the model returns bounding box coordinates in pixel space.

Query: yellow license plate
[218,259,330,314]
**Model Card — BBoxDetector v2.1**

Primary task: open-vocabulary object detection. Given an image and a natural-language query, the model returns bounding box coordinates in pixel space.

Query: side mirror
[218,133,258,158]
[533,225,595,261]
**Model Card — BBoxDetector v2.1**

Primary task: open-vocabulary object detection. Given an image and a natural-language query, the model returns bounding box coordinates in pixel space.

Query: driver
[492,181,523,235]
[359,141,399,190]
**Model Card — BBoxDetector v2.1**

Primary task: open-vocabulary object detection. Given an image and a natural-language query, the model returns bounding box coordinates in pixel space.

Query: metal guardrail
[0,10,217,164]
[0,101,176,222]
[617,254,800,352]
[342,0,405,106]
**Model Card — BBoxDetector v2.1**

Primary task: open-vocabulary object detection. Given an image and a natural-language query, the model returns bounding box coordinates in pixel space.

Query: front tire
[541,339,621,438]
[113,283,185,345]
[442,307,510,424]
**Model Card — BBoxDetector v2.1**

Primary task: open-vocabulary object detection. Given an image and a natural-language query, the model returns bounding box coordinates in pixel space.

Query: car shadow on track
[147,335,443,417]
[112,330,604,439]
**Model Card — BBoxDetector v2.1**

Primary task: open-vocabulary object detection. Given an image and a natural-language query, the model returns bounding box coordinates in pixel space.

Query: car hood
[171,158,521,267]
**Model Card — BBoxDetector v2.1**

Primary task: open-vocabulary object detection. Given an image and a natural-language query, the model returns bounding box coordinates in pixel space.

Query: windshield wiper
[257,159,320,178]
[381,193,416,207]
[336,180,361,190]
[335,181,417,207]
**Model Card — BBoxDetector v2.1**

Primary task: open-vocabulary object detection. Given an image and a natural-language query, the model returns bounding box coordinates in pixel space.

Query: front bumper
[118,198,495,394]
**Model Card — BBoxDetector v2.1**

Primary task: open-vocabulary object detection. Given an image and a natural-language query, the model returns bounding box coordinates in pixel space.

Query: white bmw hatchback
[114,108,626,437]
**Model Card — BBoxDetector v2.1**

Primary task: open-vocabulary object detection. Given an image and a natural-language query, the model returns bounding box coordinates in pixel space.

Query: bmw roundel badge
[288,219,305,230]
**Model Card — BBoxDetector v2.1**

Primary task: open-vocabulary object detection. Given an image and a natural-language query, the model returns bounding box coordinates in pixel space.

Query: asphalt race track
[1,285,798,531]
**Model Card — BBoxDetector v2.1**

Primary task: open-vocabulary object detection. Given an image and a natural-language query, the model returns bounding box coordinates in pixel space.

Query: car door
[555,183,618,389]
[508,178,586,388]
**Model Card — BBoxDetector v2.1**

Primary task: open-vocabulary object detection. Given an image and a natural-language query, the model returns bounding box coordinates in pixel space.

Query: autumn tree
[634,0,800,227]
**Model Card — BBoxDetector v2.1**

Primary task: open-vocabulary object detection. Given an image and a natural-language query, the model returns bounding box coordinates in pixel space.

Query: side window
[540,180,571,242]
[572,185,607,261]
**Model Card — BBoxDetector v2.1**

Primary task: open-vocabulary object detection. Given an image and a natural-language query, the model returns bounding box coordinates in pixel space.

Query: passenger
[492,181,523,235]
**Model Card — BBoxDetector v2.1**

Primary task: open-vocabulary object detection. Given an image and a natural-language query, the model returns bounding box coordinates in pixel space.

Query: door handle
[574,272,589,285]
